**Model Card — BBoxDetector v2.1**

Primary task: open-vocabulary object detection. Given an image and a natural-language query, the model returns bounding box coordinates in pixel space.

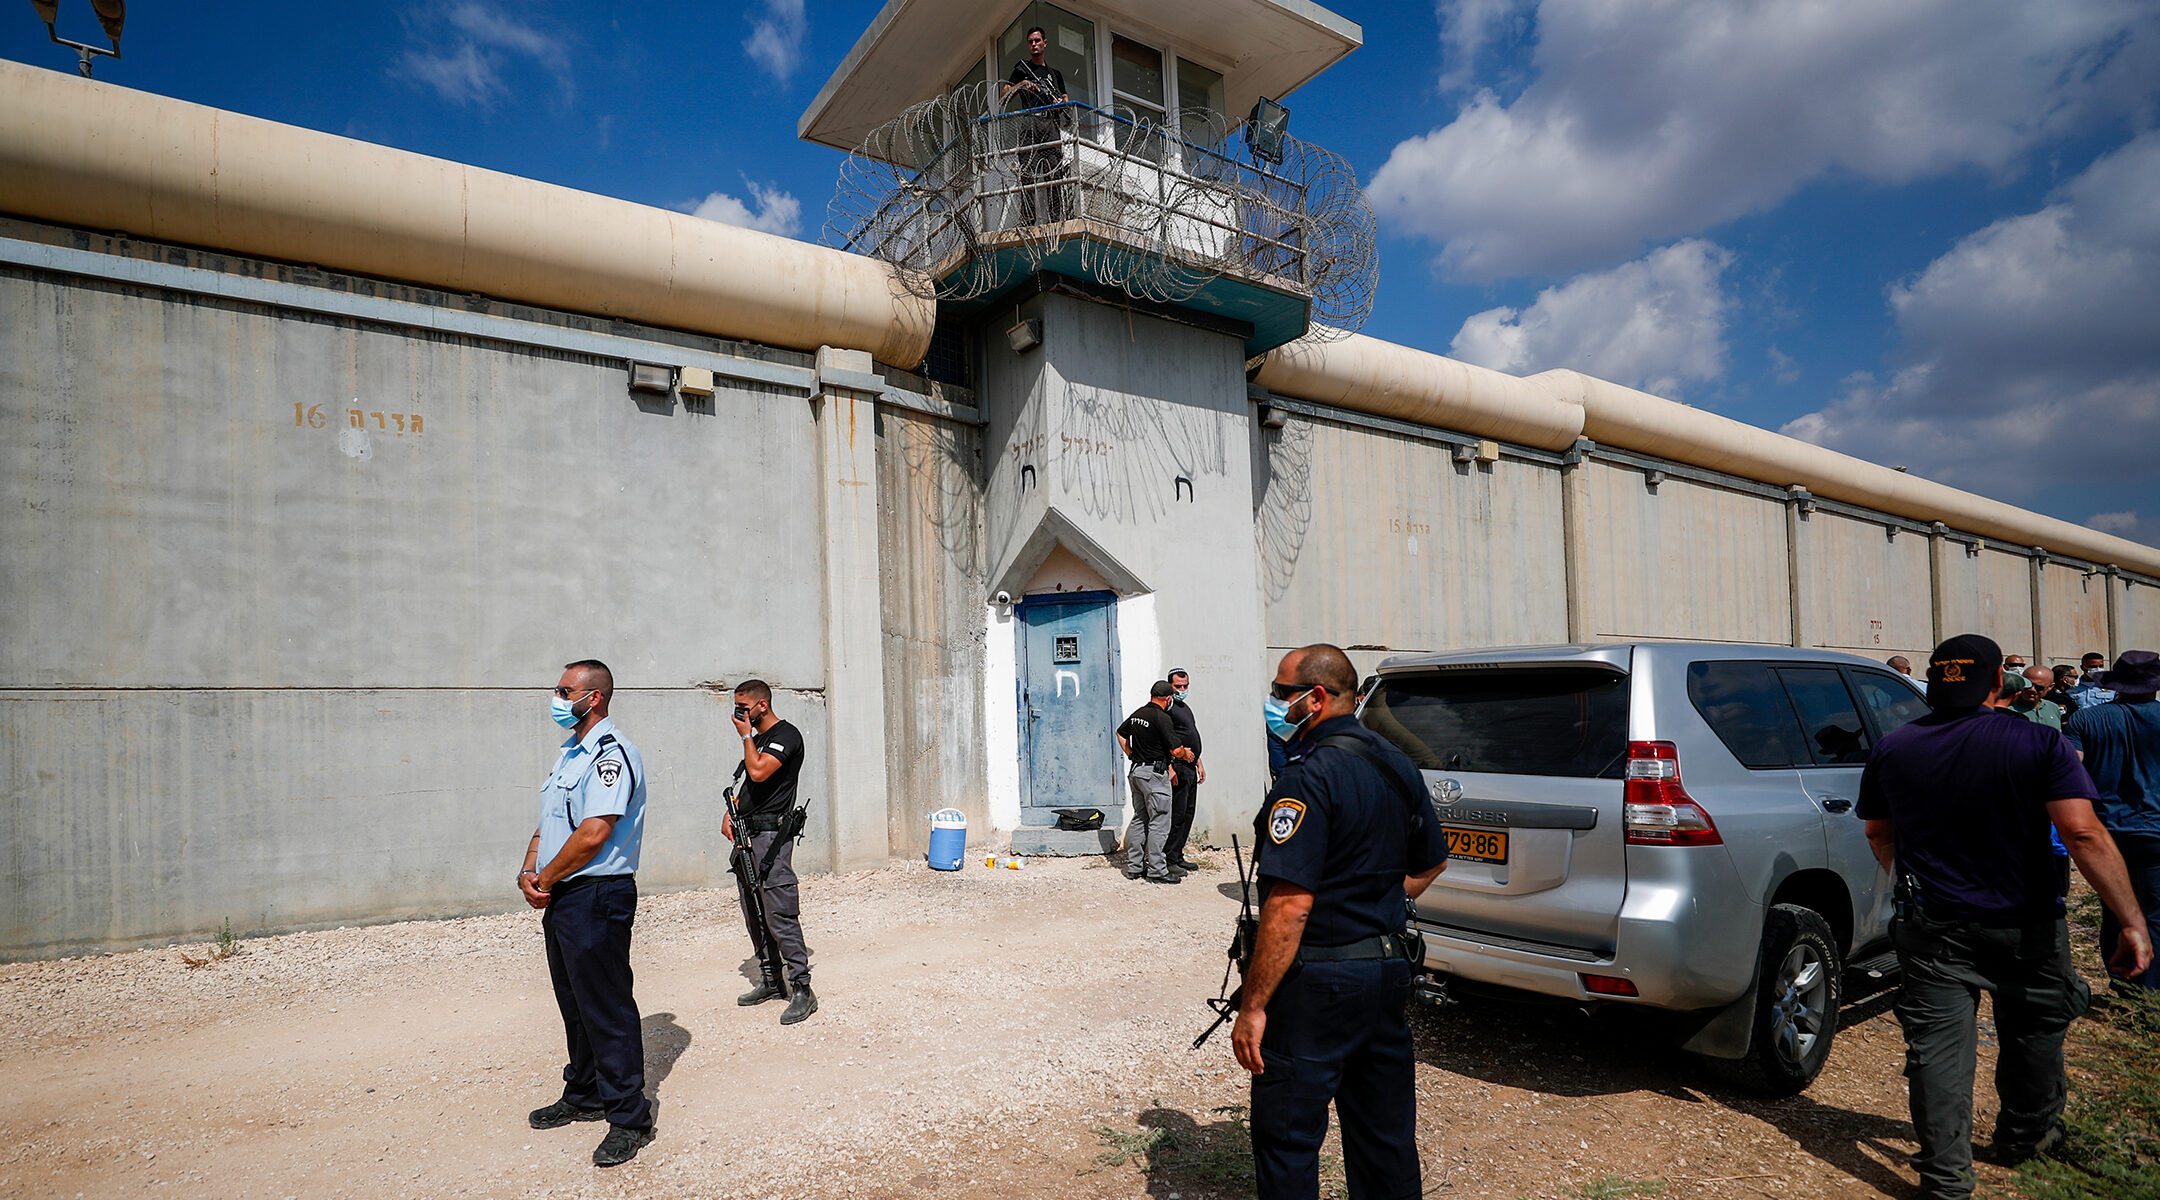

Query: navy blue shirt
[1255,715,1448,946]
[2064,698,2160,836]
[1857,708,2097,921]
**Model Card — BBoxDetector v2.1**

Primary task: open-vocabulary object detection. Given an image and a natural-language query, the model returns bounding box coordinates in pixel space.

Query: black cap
[1927,634,2003,709]
[2104,650,2160,695]
[1149,679,1175,698]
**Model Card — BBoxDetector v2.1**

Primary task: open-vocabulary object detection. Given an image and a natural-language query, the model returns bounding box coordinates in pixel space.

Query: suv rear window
[1361,669,1629,778]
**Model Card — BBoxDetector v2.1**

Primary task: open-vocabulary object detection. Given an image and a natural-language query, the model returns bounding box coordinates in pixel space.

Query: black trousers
[542,874,652,1130]
[1165,765,1198,863]
[1892,912,2089,1198]
[1250,958,1421,1200]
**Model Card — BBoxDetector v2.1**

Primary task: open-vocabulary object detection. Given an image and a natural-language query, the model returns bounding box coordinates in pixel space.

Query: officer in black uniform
[727,679,819,1024]
[1234,644,1449,1200]
[1163,668,1205,872]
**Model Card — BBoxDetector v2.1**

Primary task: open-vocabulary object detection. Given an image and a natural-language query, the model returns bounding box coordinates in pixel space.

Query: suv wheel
[1728,904,1841,1096]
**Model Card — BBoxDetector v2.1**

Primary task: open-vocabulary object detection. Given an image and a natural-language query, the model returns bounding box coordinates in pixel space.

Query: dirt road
[1,853,2036,1198]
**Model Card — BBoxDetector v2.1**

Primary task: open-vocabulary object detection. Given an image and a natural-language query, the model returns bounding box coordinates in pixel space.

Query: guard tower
[804,0,1369,853]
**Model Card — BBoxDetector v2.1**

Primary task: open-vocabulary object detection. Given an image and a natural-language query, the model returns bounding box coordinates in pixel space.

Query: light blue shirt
[2066,681,2114,710]
[537,716,647,879]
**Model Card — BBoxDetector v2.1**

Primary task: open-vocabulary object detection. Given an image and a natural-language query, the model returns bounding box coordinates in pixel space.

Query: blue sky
[7,1,2157,547]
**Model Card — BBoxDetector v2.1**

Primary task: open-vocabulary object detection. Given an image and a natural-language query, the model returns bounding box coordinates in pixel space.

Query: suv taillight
[1623,741,1722,846]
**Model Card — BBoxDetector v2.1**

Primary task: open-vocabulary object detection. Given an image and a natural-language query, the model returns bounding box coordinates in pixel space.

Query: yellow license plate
[1445,827,1508,864]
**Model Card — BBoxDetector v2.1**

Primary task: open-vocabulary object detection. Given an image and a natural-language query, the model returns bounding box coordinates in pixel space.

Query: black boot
[780,982,819,1025]
[737,967,784,1006]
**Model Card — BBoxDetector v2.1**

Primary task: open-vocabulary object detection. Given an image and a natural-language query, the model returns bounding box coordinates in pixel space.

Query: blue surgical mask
[551,694,580,728]
[1174,688,1189,702]
[1264,693,1302,741]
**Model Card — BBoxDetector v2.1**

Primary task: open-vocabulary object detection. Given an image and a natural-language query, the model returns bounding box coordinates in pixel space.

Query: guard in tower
[1000,25,1068,224]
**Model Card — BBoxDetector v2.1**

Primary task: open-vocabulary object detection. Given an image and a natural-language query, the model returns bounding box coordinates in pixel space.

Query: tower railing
[828,84,1372,328]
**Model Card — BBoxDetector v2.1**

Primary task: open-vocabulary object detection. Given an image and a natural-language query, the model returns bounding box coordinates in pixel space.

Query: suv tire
[1725,903,1841,1096]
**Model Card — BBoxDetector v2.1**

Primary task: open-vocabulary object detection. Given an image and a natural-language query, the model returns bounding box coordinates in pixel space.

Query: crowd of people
[503,642,2155,1195]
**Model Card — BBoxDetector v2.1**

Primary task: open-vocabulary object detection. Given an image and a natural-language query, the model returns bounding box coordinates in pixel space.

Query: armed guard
[1232,644,1448,1200]
[727,679,818,1024]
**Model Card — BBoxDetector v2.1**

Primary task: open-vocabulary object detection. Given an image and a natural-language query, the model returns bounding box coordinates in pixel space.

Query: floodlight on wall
[1450,443,1476,465]
[1006,316,1043,354]
[1245,97,1289,165]
[628,362,674,395]
[31,0,123,76]
[1258,404,1287,430]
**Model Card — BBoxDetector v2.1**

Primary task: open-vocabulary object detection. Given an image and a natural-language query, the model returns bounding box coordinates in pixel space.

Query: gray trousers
[735,830,811,988]
[1891,912,2090,1198]
[1123,763,1173,880]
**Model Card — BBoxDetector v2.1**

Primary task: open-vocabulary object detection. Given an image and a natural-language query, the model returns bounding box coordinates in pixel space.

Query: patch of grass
[1552,1178,1667,1200]
[2015,984,2160,1200]
[1086,1104,1343,1195]
[1088,1124,1173,1171]
[178,917,242,968]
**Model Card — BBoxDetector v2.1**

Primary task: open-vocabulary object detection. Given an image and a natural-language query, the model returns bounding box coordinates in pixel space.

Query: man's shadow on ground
[642,1011,693,1116]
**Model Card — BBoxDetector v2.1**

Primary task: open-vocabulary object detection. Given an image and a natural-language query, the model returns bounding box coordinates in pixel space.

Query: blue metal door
[1018,592,1121,820]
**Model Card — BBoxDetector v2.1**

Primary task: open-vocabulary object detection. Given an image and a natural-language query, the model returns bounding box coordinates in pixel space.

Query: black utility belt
[1299,932,1414,964]
[1129,760,1169,771]
[741,812,789,833]
[551,872,634,893]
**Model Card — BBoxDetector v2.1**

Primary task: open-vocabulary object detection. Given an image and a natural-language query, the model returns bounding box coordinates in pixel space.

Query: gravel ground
[0,851,2074,1199]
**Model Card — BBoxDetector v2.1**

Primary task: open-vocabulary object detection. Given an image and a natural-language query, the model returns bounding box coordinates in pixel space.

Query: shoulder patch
[1267,798,1307,844]
[595,758,623,787]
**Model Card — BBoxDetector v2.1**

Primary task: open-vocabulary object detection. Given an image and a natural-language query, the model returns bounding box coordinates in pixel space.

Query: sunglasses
[1268,680,1333,700]
[552,686,595,699]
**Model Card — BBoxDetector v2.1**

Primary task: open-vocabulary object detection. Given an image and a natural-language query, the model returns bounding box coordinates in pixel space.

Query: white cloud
[744,0,807,83]
[683,182,803,239]
[1437,0,1534,92]
[1781,132,2160,519]
[1374,0,2160,280]
[1768,346,1799,386]
[2085,511,2160,547]
[1449,239,1733,399]
[394,3,573,108]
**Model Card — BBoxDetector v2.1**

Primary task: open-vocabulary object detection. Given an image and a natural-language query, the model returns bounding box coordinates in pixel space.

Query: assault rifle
[723,763,787,987]
[1192,836,1260,1050]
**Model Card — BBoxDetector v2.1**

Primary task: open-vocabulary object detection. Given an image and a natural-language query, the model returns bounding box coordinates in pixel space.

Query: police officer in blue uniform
[1233,644,1449,1200]
[519,659,656,1167]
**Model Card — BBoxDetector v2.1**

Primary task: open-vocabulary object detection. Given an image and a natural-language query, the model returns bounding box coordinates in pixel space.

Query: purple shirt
[1857,708,2097,922]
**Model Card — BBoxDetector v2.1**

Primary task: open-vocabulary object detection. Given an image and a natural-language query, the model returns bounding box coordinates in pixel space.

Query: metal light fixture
[1257,403,1286,429]
[31,0,124,77]
[1005,316,1042,354]
[628,362,673,394]
[1245,97,1289,164]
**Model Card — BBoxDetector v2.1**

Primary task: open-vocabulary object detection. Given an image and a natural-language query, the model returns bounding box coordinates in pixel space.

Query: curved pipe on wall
[1253,331,1588,451]
[0,60,934,368]
[1256,331,2160,577]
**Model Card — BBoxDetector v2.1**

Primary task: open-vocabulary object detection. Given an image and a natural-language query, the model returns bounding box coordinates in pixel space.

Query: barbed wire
[825,81,1374,339]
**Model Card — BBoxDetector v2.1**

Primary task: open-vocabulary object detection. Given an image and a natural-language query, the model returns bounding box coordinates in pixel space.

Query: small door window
[1850,670,1931,738]
[1053,635,1080,663]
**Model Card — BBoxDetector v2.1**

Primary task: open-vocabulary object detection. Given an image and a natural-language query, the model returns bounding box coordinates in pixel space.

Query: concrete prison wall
[0,223,848,958]
[875,404,993,858]
[1252,351,2160,671]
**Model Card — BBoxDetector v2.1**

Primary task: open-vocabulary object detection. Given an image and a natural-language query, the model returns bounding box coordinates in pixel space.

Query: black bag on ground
[1053,807,1105,831]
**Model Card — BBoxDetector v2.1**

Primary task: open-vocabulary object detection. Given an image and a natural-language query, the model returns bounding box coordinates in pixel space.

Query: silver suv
[1360,642,1931,1094]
